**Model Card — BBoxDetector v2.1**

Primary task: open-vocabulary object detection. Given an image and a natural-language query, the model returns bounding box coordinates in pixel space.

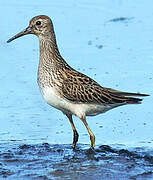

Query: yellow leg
[66,114,79,149]
[81,116,95,149]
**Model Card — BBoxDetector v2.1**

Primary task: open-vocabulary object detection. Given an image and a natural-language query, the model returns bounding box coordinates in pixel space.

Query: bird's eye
[36,21,41,25]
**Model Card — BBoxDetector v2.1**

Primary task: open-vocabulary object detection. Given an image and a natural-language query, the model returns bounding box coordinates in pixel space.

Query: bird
[7,15,149,149]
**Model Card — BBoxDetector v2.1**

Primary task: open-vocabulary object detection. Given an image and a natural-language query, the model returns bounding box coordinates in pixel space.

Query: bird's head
[7,15,54,43]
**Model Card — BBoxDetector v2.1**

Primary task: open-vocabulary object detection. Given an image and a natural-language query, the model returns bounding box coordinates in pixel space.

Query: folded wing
[61,69,149,105]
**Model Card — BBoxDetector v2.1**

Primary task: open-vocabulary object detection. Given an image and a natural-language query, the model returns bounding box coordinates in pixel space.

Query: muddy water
[1,0,153,179]
[0,143,152,179]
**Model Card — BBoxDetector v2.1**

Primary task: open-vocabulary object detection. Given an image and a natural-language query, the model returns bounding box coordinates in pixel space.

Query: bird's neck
[37,36,60,88]
[38,34,69,72]
[39,34,60,60]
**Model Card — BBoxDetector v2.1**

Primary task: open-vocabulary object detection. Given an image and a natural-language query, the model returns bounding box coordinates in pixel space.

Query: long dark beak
[7,26,32,43]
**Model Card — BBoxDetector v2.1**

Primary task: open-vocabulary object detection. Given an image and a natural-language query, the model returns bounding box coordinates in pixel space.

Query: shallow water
[0,0,153,179]
[0,143,153,179]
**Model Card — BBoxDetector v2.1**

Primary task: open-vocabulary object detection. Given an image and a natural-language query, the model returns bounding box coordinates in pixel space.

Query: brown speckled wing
[60,69,144,105]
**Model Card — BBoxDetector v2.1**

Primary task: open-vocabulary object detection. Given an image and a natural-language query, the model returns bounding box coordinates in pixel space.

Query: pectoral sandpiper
[7,15,149,149]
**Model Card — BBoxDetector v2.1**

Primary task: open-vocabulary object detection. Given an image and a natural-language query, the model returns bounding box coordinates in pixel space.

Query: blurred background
[0,0,153,147]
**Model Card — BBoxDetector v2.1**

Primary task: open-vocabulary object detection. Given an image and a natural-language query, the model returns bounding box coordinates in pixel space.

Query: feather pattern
[60,68,148,105]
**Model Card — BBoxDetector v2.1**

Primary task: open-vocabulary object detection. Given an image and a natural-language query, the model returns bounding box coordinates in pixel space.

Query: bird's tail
[126,97,143,104]
[105,87,149,104]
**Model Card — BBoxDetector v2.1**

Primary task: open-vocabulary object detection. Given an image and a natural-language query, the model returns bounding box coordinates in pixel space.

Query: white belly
[40,87,120,119]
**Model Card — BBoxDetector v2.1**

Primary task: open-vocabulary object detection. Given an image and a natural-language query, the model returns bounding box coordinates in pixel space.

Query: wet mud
[0,143,152,179]
[1,0,153,179]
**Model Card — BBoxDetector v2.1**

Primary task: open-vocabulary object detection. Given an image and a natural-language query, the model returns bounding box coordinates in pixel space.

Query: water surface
[0,0,153,179]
